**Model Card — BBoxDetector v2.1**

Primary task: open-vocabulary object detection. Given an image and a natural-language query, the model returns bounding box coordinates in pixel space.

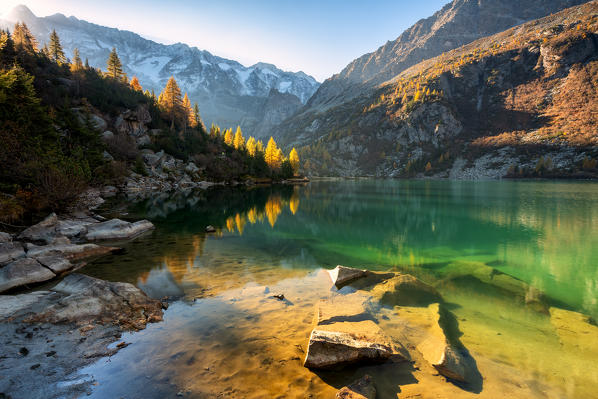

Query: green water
[77,180,598,398]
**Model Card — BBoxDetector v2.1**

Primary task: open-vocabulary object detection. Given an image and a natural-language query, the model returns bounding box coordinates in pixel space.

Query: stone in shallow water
[304,320,395,369]
[316,293,374,325]
[371,274,442,307]
[416,303,468,382]
[0,258,56,293]
[336,374,376,399]
[328,265,368,288]
[26,242,119,260]
[85,219,154,240]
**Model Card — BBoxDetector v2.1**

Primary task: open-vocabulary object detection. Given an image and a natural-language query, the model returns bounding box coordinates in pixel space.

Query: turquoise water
[79,180,598,398]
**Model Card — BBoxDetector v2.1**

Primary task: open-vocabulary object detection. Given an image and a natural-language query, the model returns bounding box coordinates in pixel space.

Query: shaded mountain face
[275,0,589,139]
[0,5,319,137]
[287,1,598,178]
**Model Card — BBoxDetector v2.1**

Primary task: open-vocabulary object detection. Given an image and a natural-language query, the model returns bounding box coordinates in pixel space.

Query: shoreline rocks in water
[328,265,368,288]
[336,375,376,399]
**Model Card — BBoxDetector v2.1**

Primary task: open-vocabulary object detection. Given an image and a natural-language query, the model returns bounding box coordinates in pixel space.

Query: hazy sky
[1,0,450,81]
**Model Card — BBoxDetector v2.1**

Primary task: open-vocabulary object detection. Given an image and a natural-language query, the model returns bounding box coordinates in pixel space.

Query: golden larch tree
[233,126,245,150]
[224,128,233,146]
[130,76,142,91]
[289,148,300,174]
[256,140,264,154]
[265,137,282,169]
[159,76,183,130]
[182,93,194,127]
[246,137,257,156]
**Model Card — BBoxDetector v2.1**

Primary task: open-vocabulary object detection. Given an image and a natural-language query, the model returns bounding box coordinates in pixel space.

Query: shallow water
[75,180,598,398]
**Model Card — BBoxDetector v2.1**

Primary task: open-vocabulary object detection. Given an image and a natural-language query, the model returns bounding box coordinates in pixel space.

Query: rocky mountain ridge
[0,5,319,137]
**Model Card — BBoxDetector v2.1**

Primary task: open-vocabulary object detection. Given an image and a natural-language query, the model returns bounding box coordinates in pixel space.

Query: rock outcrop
[84,219,154,241]
[0,258,55,293]
[304,320,395,369]
[328,265,368,288]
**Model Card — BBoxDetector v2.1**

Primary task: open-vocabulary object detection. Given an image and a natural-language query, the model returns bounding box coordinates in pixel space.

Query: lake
[73,179,598,398]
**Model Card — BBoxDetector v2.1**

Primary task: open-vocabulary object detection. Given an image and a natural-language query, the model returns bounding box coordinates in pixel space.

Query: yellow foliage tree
[246,137,257,156]
[256,140,265,154]
[182,93,194,128]
[224,128,233,146]
[265,137,282,169]
[289,148,300,174]
[130,76,142,91]
[233,126,245,150]
[159,76,183,130]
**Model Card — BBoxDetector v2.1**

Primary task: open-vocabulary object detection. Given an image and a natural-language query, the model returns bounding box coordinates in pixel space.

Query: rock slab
[336,375,376,399]
[85,219,154,240]
[328,265,368,288]
[0,258,56,293]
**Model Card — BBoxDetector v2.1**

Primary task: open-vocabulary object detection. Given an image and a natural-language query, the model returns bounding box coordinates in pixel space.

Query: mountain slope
[0,5,319,137]
[291,1,598,178]
[274,0,589,142]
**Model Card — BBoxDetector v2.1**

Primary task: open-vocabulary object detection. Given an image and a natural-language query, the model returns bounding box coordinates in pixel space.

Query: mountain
[285,1,598,178]
[273,0,589,143]
[0,5,319,137]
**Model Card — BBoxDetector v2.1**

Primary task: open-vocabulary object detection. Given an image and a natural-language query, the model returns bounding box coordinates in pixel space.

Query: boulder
[371,274,441,307]
[315,293,374,325]
[25,242,119,260]
[205,225,216,233]
[84,219,154,241]
[416,304,468,382]
[103,150,114,161]
[304,320,395,369]
[336,375,376,399]
[25,273,163,329]
[136,134,151,147]
[33,254,73,274]
[328,265,368,288]
[0,232,12,243]
[18,213,59,244]
[55,219,94,239]
[101,130,114,141]
[185,162,200,174]
[0,258,56,293]
[0,241,25,265]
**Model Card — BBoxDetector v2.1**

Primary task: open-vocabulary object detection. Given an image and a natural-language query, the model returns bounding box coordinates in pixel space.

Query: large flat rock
[26,242,119,260]
[316,293,375,325]
[33,254,73,274]
[304,320,395,369]
[0,241,25,265]
[17,213,59,244]
[328,265,368,288]
[0,258,56,293]
[85,219,154,240]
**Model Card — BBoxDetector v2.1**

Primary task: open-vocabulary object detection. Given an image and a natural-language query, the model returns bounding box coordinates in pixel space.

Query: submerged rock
[304,320,395,369]
[316,293,375,325]
[416,304,468,382]
[0,258,56,293]
[371,274,442,307]
[328,265,368,288]
[85,219,154,240]
[336,375,376,399]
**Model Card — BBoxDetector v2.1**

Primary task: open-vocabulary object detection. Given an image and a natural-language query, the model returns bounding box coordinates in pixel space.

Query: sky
[1,0,450,81]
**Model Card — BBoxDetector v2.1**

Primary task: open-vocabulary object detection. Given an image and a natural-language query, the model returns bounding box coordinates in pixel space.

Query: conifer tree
[84,58,89,68]
[106,47,123,79]
[224,128,233,146]
[130,76,142,91]
[182,93,194,127]
[70,48,83,71]
[49,29,66,64]
[12,23,37,54]
[193,103,204,130]
[289,148,300,174]
[246,137,257,157]
[256,140,264,154]
[0,30,16,66]
[265,137,282,169]
[159,76,184,130]
[233,126,245,150]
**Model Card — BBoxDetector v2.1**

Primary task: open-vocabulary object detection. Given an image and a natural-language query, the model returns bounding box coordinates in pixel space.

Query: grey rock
[0,241,25,264]
[85,219,154,241]
[33,254,73,274]
[0,232,12,243]
[18,213,58,244]
[101,130,114,141]
[328,265,368,288]
[102,150,114,161]
[0,258,56,293]
[25,242,118,260]
[136,134,151,147]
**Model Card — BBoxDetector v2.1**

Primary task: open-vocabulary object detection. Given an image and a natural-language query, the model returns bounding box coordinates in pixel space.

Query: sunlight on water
[78,180,598,398]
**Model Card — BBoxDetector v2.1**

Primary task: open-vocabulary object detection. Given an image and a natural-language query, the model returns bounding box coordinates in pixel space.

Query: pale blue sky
[1,0,450,81]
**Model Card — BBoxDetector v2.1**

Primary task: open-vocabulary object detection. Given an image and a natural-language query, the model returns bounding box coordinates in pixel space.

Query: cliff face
[289,2,598,178]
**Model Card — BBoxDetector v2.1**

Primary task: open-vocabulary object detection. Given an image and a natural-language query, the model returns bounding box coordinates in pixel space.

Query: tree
[84,58,89,69]
[233,126,245,150]
[0,30,16,67]
[265,137,282,169]
[106,47,123,79]
[246,137,257,156]
[256,140,264,154]
[193,103,204,130]
[130,76,142,91]
[70,48,83,72]
[182,93,193,128]
[49,29,66,64]
[12,23,37,54]
[159,76,183,130]
[223,128,233,146]
[289,148,300,174]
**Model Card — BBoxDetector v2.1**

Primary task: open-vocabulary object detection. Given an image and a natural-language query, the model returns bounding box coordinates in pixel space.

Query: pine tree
[12,23,37,54]
[224,128,233,146]
[289,148,300,174]
[70,48,83,72]
[130,76,142,91]
[0,30,16,66]
[84,58,89,69]
[49,29,66,64]
[233,126,245,150]
[159,76,184,130]
[246,137,257,157]
[193,103,204,130]
[265,137,282,169]
[106,47,123,79]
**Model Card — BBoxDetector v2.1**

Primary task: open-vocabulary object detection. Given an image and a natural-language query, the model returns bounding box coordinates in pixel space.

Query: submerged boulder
[371,274,441,307]
[304,320,395,369]
[85,219,154,241]
[336,375,376,399]
[315,293,375,325]
[328,265,368,288]
[416,303,468,382]
[0,258,56,293]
